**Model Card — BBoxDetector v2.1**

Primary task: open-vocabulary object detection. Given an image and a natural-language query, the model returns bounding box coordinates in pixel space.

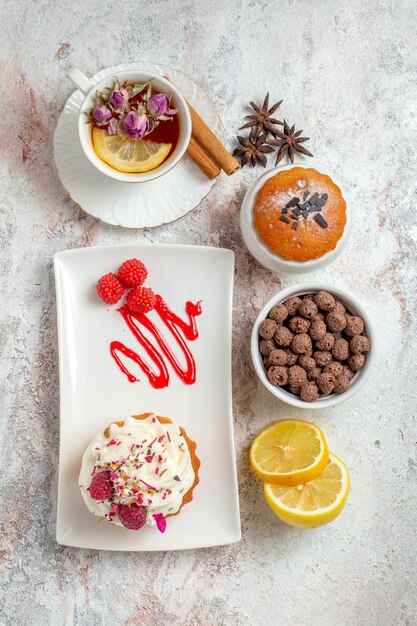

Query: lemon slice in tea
[92,128,172,173]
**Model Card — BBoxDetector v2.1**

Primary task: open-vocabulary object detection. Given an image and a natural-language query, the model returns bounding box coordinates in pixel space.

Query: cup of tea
[67,65,192,183]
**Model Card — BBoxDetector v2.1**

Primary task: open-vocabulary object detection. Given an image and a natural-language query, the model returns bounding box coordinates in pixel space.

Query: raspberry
[96,273,124,304]
[117,258,148,288]
[126,286,156,314]
[89,471,113,500]
[118,503,147,530]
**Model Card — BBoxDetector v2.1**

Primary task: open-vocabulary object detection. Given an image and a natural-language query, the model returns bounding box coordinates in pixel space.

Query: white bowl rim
[251,283,376,409]
[77,69,192,183]
[240,161,352,273]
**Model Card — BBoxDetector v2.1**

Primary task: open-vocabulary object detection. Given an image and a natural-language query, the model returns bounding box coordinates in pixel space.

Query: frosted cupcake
[79,413,200,532]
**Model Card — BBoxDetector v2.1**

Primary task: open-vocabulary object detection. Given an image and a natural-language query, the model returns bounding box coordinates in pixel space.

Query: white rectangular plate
[54,244,240,551]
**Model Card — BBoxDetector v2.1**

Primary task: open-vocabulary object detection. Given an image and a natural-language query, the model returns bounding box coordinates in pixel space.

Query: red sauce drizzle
[110,296,202,389]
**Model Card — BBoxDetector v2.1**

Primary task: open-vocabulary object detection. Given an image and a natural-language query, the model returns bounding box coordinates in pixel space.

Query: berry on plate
[96,273,125,304]
[117,258,148,288]
[126,286,156,314]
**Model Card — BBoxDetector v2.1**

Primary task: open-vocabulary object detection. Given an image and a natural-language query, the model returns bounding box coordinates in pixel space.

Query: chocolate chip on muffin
[269,348,288,366]
[291,333,313,355]
[288,365,308,388]
[288,316,311,334]
[274,326,294,347]
[283,296,302,316]
[267,365,288,386]
[314,291,336,311]
[259,318,277,340]
[350,335,371,354]
[259,339,275,356]
[268,303,288,324]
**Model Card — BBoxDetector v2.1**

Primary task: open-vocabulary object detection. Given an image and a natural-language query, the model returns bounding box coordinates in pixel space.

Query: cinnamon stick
[187,103,239,176]
[186,137,221,180]
[164,75,240,176]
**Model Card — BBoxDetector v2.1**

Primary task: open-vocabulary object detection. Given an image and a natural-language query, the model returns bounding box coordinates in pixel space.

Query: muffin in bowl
[240,162,351,274]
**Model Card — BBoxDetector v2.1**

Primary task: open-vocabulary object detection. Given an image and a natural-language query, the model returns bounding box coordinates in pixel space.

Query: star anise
[239,93,283,135]
[269,120,314,165]
[233,128,275,167]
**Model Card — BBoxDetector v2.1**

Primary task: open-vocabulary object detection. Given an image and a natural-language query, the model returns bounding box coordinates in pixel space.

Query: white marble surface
[1,1,416,624]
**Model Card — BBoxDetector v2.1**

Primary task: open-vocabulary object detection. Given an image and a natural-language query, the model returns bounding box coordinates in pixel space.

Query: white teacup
[67,65,192,183]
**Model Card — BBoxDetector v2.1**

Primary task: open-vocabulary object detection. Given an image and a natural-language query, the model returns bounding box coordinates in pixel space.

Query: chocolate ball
[313,350,333,367]
[317,372,336,395]
[309,319,327,341]
[300,381,319,402]
[269,348,288,366]
[288,365,308,388]
[348,353,366,371]
[283,296,302,316]
[298,355,316,371]
[259,339,275,356]
[315,333,335,351]
[344,315,365,337]
[334,373,351,393]
[350,335,371,354]
[288,385,301,396]
[341,365,355,380]
[324,362,343,377]
[263,356,270,368]
[332,337,350,361]
[274,326,293,347]
[314,291,336,311]
[288,316,311,334]
[333,301,346,316]
[298,298,318,320]
[268,303,288,324]
[259,318,277,340]
[307,366,322,382]
[291,333,313,355]
[283,348,298,366]
[315,312,325,321]
[267,365,288,386]
[326,312,347,333]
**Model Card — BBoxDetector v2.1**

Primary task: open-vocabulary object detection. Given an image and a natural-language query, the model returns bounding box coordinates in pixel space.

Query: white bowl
[68,66,191,183]
[251,283,376,409]
[240,162,352,274]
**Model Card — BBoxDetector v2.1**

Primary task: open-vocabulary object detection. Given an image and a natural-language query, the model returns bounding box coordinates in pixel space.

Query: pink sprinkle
[90,466,96,477]
[153,513,167,533]
[148,499,152,505]
[152,417,156,423]
[166,431,171,443]
[145,455,154,463]
[140,478,156,490]
[162,492,167,500]
[155,467,159,475]
[106,439,117,447]
[149,437,157,447]
[157,435,165,443]
[116,441,122,446]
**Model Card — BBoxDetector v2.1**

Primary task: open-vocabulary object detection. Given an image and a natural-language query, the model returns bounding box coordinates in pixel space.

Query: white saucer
[53,62,222,228]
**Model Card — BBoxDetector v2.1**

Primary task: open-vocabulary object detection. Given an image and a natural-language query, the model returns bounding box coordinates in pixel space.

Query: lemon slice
[92,128,172,173]
[264,453,350,528]
[250,419,329,485]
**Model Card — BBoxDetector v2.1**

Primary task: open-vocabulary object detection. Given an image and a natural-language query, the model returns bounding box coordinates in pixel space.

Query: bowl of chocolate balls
[251,284,375,408]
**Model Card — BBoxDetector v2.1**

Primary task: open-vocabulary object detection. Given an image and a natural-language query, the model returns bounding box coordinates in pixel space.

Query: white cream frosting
[79,415,195,529]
